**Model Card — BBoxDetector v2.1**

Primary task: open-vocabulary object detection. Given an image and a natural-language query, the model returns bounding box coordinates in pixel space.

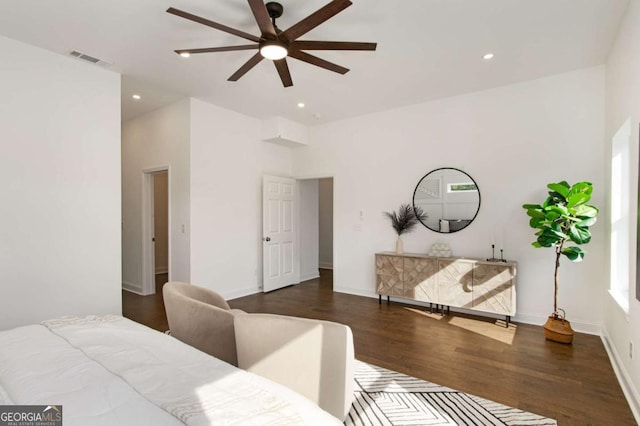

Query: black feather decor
[383,204,426,235]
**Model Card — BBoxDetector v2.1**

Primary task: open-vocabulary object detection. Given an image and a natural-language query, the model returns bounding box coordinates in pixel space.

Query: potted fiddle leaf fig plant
[522,181,598,344]
[384,204,426,254]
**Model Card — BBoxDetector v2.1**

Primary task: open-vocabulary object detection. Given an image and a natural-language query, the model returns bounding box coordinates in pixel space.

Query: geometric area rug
[345,361,557,426]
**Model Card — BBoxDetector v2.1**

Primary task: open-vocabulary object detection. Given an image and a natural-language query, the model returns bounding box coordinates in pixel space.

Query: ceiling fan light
[260,42,288,60]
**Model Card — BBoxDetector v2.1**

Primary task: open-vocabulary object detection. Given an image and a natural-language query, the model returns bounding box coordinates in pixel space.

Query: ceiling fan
[167,0,377,87]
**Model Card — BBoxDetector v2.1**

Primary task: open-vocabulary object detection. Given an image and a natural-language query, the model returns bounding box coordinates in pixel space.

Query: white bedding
[0,316,341,425]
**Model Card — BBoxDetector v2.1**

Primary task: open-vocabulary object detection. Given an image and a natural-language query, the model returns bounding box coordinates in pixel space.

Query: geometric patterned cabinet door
[375,252,517,323]
[472,263,516,315]
[403,256,438,302]
[376,254,404,297]
[437,258,473,309]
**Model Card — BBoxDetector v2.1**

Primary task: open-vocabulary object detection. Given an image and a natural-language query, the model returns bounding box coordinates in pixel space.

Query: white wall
[604,0,640,418]
[0,35,121,329]
[319,178,334,269]
[293,66,606,333]
[189,99,292,299]
[299,179,320,281]
[121,100,190,293]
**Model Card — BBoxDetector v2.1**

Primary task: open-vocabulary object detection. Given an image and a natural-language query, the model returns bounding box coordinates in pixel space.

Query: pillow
[439,219,450,233]
[448,219,471,232]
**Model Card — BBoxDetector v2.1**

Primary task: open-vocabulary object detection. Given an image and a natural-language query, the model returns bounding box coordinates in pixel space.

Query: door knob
[263,236,271,242]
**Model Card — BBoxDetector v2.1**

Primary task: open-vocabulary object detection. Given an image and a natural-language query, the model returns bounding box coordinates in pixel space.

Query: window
[447,182,478,193]
[610,118,631,312]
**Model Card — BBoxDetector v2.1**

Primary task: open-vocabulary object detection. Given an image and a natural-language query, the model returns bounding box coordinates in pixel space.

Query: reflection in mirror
[413,168,480,233]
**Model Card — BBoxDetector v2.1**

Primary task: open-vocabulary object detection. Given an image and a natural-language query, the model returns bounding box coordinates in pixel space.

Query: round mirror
[412,167,480,233]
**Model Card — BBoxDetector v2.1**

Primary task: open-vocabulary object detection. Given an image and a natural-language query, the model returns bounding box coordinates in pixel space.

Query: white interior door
[263,175,297,292]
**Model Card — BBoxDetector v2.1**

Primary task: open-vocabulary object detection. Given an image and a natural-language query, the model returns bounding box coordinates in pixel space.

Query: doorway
[141,168,170,295]
[298,177,334,283]
[153,172,169,293]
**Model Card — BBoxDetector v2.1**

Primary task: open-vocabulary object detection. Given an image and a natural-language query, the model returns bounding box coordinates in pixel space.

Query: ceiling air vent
[68,50,111,67]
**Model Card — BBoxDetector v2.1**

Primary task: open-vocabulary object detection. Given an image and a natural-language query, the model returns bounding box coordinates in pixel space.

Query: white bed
[0,315,341,425]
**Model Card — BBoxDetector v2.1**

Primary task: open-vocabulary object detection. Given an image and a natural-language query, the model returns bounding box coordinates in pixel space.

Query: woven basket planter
[543,315,574,344]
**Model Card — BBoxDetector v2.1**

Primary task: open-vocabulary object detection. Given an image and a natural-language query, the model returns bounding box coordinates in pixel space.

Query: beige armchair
[234,313,355,421]
[163,282,355,421]
[163,281,245,366]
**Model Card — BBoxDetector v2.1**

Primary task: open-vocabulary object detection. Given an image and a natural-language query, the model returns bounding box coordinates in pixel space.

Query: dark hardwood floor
[123,270,636,425]
[122,273,169,332]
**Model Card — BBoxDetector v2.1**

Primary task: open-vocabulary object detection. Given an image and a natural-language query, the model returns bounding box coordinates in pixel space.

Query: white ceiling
[0,0,629,125]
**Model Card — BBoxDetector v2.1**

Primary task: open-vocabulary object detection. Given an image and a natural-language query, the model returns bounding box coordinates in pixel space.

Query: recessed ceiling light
[297,102,305,108]
[132,94,141,100]
[483,53,494,60]
[180,52,190,58]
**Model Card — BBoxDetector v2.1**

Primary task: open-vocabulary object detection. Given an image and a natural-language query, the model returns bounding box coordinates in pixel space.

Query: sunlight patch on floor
[404,307,517,344]
[404,307,444,320]
[447,316,516,345]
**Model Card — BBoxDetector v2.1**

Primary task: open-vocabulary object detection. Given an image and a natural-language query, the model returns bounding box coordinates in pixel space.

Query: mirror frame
[412,167,481,233]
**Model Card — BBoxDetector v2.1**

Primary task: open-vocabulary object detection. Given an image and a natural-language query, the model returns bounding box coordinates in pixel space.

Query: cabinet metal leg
[387,295,390,305]
[506,315,510,328]
[379,294,381,305]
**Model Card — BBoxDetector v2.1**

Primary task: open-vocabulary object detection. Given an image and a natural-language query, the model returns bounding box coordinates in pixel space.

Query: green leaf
[526,209,545,219]
[577,217,597,227]
[575,204,598,218]
[542,196,555,208]
[529,217,545,228]
[568,181,593,198]
[544,205,568,220]
[567,192,589,208]
[562,246,585,261]
[547,182,570,199]
[568,225,592,244]
[537,228,564,247]
[522,204,543,210]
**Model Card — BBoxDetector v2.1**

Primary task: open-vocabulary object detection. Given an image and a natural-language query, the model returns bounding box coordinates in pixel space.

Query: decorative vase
[543,315,574,344]
[396,235,404,254]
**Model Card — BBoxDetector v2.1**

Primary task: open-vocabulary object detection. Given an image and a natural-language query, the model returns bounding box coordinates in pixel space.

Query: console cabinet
[375,252,516,321]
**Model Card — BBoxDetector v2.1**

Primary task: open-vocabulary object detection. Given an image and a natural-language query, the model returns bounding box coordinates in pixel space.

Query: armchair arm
[234,314,354,421]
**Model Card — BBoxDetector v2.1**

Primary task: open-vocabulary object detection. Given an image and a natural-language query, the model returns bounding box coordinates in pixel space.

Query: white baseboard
[301,271,320,282]
[155,267,168,274]
[122,281,143,295]
[601,329,640,424]
[514,312,601,335]
[334,286,601,334]
[225,286,261,301]
[333,286,375,298]
[319,262,333,270]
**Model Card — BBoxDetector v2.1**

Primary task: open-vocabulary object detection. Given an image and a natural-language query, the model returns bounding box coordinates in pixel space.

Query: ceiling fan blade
[287,50,349,74]
[228,52,264,81]
[280,0,352,43]
[290,41,377,51]
[248,0,277,38]
[167,7,261,43]
[273,59,293,87]
[175,45,258,55]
